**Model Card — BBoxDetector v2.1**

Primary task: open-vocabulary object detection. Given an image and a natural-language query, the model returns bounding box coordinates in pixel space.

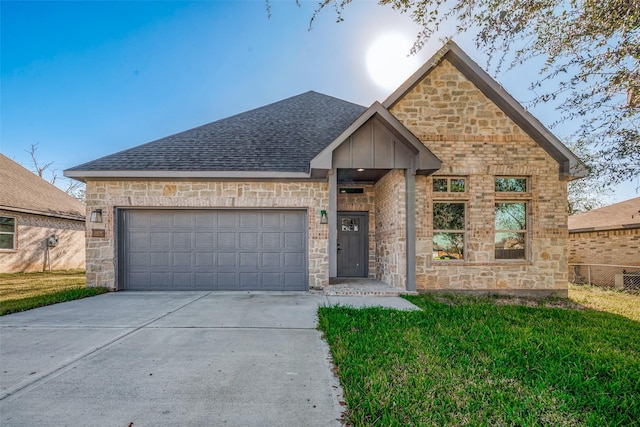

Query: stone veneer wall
[569,228,640,267]
[84,180,329,290]
[391,58,569,295]
[337,185,376,277]
[0,209,85,273]
[374,170,406,288]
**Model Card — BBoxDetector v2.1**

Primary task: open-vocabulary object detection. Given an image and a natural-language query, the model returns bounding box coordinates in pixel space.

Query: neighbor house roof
[569,197,640,232]
[383,41,588,180]
[0,154,85,221]
[65,91,367,181]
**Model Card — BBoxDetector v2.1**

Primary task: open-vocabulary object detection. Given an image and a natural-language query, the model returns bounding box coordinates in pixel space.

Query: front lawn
[0,270,108,315]
[319,293,640,426]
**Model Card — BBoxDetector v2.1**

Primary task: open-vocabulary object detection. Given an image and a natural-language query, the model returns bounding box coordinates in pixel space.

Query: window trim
[494,202,528,261]
[0,215,17,251]
[433,176,467,193]
[433,201,467,261]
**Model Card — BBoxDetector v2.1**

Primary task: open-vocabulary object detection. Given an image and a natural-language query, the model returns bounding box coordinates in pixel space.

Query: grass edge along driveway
[318,293,640,426]
[0,270,108,316]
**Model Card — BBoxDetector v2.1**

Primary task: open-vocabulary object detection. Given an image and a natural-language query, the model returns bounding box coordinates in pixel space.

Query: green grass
[0,270,108,315]
[318,293,640,426]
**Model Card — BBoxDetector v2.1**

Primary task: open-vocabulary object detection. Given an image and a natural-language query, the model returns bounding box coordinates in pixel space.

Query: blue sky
[1,0,636,203]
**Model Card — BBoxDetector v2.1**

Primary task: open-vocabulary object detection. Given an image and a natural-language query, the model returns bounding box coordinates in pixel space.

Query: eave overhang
[63,170,312,183]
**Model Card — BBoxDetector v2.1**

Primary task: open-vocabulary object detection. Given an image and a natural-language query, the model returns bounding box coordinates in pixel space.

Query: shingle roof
[569,197,640,232]
[66,91,366,176]
[0,154,85,221]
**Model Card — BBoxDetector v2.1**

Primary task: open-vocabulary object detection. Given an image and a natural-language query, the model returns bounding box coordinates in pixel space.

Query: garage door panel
[240,253,259,268]
[194,212,214,227]
[195,272,215,287]
[239,272,259,287]
[172,232,192,248]
[261,212,281,228]
[172,272,193,288]
[195,232,215,248]
[217,212,237,228]
[262,252,282,268]
[129,252,150,267]
[195,253,215,268]
[150,252,170,267]
[239,232,258,248]
[129,232,149,249]
[240,212,260,227]
[285,252,304,268]
[172,253,193,268]
[262,233,282,249]
[150,232,170,248]
[284,232,304,249]
[121,210,307,290]
[148,212,170,228]
[218,252,237,267]
[218,232,237,248]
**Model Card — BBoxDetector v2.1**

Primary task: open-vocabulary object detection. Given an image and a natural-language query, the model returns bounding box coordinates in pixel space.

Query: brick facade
[0,209,85,273]
[391,59,569,295]
[569,228,640,267]
[84,180,329,289]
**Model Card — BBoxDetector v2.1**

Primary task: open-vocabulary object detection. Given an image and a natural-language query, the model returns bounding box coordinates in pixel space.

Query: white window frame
[0,215,17,251]
[494,202,528,261]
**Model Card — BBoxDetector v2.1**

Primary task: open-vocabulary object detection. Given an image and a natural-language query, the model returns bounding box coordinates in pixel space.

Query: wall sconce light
[90,209,103,223]
[320,210,328,224]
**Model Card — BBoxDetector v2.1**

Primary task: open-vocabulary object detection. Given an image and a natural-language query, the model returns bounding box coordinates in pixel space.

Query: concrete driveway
[0,291,418,426]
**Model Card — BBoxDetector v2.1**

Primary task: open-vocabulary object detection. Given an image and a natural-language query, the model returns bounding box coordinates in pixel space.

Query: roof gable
[0,154,85,220]
[384,41,587,179]
[310,102,441,175]
[65,91,366,180]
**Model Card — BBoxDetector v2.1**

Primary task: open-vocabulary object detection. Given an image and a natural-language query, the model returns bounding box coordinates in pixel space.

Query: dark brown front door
[337,212,368,277]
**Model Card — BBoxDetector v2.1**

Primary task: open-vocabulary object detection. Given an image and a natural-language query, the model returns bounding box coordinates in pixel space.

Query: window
[433,177,466,193]
[495,203,526,260]
[0,216,16,250]
[433,202,465,260]
[495,177,527,192]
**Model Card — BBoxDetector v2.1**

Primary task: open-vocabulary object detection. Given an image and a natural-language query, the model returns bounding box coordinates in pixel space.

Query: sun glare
[366,33,420,92]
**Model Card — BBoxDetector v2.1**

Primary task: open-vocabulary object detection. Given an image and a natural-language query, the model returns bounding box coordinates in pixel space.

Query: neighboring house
[568,197,640,287]
[0,154,86,272]
[65,41,587,295]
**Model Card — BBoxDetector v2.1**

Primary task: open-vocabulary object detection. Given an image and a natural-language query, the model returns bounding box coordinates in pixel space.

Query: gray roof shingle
[67,91,366,174]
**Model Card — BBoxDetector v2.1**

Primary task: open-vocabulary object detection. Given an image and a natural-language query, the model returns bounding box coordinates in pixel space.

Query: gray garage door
[119,209,307,291]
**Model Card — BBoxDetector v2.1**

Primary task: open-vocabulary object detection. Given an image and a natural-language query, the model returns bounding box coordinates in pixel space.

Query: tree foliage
[310,0,640,184]
[26,143,85,202]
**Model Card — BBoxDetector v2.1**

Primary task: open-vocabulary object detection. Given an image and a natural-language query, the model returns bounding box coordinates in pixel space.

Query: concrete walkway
[0,292,419,426]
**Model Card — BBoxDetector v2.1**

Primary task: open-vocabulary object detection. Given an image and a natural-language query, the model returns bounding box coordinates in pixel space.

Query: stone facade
[84,180,329,290]
[391,58,570,295]
[0,209,85,273]
[569,228,640,267]
[374,170,407,288]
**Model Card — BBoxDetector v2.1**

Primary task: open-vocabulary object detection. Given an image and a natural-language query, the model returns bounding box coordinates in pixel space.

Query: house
[0,154,86,272]
[64,41,587,295]
[568,197,640,287]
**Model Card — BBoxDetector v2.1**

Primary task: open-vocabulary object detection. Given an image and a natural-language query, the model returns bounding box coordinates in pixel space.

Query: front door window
[337,213,367,277]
